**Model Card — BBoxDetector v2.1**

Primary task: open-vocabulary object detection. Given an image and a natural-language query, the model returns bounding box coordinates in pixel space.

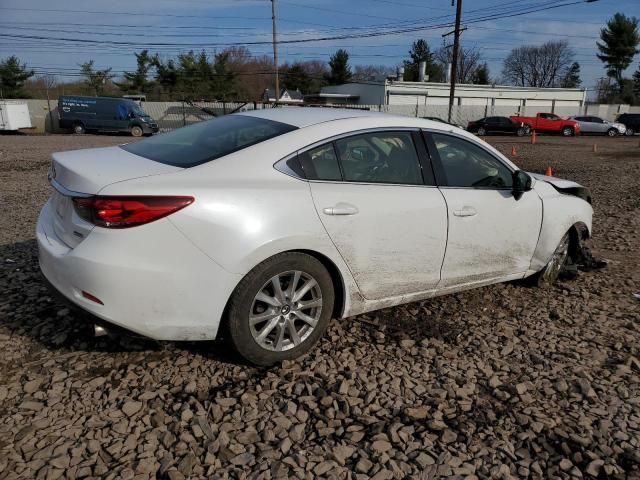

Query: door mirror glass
[512,170,532,200]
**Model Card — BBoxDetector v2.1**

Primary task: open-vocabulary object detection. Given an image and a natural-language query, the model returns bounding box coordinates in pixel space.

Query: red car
[510,113,580,136]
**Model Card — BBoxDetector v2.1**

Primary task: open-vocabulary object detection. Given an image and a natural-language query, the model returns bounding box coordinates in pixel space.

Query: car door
[590,117,608,134]
[304,130,448,299]
[424,131,542,287]
[498,117,515,133]
[484,117,500,133]
[578,116,597,133]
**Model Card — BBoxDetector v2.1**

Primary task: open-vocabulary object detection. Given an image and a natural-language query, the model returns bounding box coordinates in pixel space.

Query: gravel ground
[0,133,639,480]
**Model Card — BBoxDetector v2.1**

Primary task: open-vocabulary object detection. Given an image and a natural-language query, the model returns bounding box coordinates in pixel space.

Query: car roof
[236,107,396,128]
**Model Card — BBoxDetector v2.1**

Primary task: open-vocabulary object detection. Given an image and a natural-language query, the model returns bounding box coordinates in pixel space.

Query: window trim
[274,127,438,187]
[423,130,515,190]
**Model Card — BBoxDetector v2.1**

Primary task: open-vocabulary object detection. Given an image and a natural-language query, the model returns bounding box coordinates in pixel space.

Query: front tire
[130,125,144,137]
[226,252,335,366]
[625,127,635,136]
[607,128,617,137]
[516,127,525,137]
[477,127,486,136]
[531,233,570,287]
[73,123,85,135]
[562,126,574,137]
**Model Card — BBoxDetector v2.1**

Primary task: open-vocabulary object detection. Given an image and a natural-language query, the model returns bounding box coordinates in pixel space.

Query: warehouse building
[316,80,588,118]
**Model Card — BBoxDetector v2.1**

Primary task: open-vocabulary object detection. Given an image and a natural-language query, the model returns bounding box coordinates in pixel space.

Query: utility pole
[271,0,279,105]
[447,0,462,123]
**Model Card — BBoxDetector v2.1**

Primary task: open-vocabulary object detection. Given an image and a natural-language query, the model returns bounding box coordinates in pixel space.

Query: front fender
[529,181,593,272]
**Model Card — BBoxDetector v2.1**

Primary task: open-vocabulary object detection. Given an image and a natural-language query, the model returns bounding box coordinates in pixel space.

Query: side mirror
[512,170,532,200]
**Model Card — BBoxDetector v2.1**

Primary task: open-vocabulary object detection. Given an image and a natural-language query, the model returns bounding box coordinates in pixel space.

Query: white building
[319,81,588,119]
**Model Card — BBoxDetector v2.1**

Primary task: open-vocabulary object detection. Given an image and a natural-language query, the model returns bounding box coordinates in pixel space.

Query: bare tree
[434,46,483,84]
[502,40,575,88]
[352,64,395,82]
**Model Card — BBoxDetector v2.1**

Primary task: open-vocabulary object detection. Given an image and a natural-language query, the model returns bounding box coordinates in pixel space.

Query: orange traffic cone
[545,164,553,176]
[511,146,517,157]
[531,130,537,144]
[592,143,598,153]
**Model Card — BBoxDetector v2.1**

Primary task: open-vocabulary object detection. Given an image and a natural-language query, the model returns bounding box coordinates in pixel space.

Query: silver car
[570,116,626,136]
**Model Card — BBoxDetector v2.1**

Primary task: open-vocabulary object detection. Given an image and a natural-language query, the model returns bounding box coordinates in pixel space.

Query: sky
[1,0,638,95]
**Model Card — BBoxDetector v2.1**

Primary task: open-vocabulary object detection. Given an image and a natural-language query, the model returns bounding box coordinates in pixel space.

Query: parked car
[467,116,528,136]
[616,113,640,136]
[58,96,158,137]
[37,109,593,365]
[569,116,626,136]
[422,116,464,129]
[510,112,580,136]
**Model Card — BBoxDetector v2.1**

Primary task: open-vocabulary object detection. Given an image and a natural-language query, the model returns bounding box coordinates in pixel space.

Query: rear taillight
[72,196,194,228]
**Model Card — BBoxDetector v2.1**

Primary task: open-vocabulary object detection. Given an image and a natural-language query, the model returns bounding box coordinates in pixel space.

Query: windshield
[131,104,148,117]
[120,115,297,167]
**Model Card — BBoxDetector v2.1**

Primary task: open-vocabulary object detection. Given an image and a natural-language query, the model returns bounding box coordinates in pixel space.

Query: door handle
[453,206,477,217]
[323,203,359,216]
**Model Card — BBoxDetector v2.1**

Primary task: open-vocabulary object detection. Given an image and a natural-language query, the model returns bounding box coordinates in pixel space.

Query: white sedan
[37,108,593,365]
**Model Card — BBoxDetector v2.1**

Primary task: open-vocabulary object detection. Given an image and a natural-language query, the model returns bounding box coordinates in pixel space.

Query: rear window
[120,115,297,167]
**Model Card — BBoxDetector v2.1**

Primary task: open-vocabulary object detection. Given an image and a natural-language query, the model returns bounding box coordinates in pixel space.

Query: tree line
[1,12,638,105]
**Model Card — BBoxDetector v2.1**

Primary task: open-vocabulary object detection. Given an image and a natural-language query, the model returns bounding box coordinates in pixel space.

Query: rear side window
[121,115,297,167]
[299,144,342,181]
[334,131,423,185]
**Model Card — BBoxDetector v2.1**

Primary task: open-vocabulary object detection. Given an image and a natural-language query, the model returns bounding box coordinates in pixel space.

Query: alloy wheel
[249,270,323,352]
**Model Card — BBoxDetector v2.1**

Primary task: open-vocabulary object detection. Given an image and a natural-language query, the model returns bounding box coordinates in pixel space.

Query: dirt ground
[0,132,639,480]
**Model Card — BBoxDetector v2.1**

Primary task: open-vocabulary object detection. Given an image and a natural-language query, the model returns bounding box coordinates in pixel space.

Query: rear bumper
[36,200,242,340]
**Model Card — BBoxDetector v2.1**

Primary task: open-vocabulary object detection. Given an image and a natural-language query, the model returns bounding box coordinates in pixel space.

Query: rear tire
[516,127,525,137]
[477,127,486,136]
[625,127,635,136]
[72,123,85,135]
[130,125,144,137]
[607,128,617,137]
[562,126,574,137]
[530,232,570,287]
[226,252,335,366]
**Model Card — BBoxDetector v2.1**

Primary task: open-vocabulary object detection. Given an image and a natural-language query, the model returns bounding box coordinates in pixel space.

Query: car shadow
[0,238,248,366]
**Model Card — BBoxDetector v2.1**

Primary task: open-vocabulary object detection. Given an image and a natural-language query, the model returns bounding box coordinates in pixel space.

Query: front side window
[334,131,422,185]
[121,115,297,168]
[431,133,513,188]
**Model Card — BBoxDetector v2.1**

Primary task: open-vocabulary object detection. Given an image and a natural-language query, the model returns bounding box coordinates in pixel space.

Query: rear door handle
[453,206,477,217]
[323,203,359,216]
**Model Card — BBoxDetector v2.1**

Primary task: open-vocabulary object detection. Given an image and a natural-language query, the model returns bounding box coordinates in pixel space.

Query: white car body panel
[438,188,543,286]
[308,182,448,299]
[36,108,594,341]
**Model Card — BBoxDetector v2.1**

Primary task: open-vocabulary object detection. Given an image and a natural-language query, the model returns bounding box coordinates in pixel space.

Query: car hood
[528,172,581,189]
[528,172,592,204]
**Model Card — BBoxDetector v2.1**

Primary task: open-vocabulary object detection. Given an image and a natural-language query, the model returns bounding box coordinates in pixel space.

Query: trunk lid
[51,145,181,195]
[49,145,182,248]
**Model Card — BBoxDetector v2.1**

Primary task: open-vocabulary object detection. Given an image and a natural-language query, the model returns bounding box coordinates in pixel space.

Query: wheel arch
[290,249,346,320]
[568,221,590,261]
[220,247,351,337]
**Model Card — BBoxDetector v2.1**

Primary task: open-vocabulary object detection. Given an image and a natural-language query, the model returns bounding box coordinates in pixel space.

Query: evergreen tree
[597,13,640,91]
[326,49,352,86]
[152,56,179,99]
[210,52,237,100]
[79,60,113,95]
[472,63,490,85]
[633,66,640,98]
[283,63,311,93]
[403,40,443,82]
[561,62,582,88]
[0,56,35,98]
[117,50,154,94]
